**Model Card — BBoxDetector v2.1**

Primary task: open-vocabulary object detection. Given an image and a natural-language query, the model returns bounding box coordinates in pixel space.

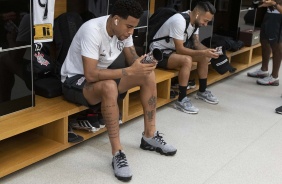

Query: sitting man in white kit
[60,0,176,181]
[149,1,220,114]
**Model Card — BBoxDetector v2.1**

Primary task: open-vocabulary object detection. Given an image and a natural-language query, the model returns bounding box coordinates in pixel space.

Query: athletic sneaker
[195,90,219,104]
[187,79,196,90]
[70,119,93,132]
[140,131,177,156]
[86,114,101,131]
[275,106,282,114]
[247,69,269,78]
[71,115,100,132]
[112,150,132,181]
[257,75,279,86]
[174,97,199,114]
[171,79,197,90]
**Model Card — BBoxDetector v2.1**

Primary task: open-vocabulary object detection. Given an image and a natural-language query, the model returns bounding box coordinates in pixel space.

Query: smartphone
[141,51,156,64]
[214,46,223,55]
[141,49,163,63]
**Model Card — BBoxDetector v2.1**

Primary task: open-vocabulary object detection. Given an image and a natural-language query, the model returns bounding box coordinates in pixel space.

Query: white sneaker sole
[195,95,219,105]
[256,81,279,86]
[173,104,198,114]
[247,73,269,78]
[187,85,196,90]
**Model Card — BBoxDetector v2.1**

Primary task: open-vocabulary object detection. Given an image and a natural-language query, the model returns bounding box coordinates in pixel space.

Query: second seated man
[149,1,220,114]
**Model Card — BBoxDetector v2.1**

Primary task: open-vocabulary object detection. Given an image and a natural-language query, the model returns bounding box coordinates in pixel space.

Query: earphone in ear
[115,19,118,25]
[196,14,199,19]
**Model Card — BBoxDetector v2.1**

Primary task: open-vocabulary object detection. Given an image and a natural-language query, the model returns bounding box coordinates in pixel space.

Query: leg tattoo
[102,104,120,139]
[146,95,157,123]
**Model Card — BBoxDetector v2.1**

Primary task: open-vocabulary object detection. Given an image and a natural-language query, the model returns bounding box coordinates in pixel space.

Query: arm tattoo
[122,68,128,76]
[193,35,206,50]
[129,46,139,65]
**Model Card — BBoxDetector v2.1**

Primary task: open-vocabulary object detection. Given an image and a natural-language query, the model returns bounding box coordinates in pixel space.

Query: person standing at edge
[247,0,282,87]
[60,0,177,181]
[258,0,282,114]
[149,1,219,114]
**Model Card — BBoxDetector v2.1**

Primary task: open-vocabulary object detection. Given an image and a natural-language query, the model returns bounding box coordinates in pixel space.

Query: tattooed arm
[192,34,207,50]
[123,46,140,66]
[192,34,219,59]
[83,56,130,82]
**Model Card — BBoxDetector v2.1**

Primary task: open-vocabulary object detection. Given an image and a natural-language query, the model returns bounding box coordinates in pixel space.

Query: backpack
[201,34,244,52]
[33,12,83,98]
[31,42,54,80]
[53,12,84,77]
[148,7,198,48]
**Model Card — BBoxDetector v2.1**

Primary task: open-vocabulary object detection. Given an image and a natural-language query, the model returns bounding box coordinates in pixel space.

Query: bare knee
[180,55,192,69]
[140,71,156,87]
[101,80,118,100]
[197,56,210,68]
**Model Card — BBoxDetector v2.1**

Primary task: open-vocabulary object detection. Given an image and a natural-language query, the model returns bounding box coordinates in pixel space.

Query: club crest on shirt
[117,41,124,51]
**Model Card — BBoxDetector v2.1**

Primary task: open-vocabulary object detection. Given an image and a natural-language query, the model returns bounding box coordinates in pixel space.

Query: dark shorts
[260,13,282,44]
[156,41,193,69]
[156,49,175,69]
[62,75,127,109]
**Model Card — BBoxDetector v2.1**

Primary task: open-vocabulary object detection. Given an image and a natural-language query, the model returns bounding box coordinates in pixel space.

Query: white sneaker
[174,97,199,114]
[195,90,219,104]
[257,75,279,86]
[112,150,132,181]
[247,69,269,78]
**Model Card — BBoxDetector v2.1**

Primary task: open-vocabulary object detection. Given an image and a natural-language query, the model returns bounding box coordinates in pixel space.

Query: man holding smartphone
[60,0,176,181]
[149,1,219,114]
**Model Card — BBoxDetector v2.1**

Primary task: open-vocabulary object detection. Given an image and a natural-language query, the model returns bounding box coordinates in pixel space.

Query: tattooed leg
[138,72,158,138]
[101,103,122,155]
[143,95,157,137]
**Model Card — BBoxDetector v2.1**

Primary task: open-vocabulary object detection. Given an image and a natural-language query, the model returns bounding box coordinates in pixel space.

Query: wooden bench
[0,42,263,177]
[0,68,178,178]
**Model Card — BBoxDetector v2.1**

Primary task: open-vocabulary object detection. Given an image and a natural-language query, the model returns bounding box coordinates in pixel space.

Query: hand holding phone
[141,51,156,64]
[141,48,163,64]
[214,46,223,55]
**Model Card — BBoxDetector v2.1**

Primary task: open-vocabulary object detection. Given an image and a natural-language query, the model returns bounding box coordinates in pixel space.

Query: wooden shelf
[0,96,87,141]
[72,127,108,142]
[0,132,64,177]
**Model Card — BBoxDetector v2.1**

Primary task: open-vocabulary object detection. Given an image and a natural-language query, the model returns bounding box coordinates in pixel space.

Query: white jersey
[61,15,133,82]
[150,10,199,51]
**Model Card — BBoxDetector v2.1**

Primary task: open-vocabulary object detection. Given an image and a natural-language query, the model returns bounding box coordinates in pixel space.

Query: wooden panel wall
[54,0,67,18]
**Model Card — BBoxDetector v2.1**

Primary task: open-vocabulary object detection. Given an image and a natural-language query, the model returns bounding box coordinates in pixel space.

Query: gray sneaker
[257,75,279,86]
[247,69,269,78]
[174,97,199,114]
[112,150,132,181]
[195,90,219,104]
[140,131,177,156]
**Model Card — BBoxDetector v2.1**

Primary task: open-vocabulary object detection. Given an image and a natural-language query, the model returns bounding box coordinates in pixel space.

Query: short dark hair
[195,1,216,15]
[111,0,144,19]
